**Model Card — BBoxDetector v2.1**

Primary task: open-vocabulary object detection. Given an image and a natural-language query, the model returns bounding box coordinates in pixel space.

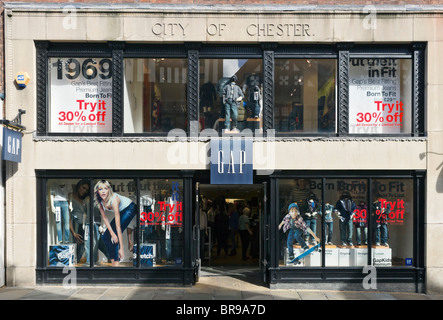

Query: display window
[198,58,263,133]
[138,179,184,267]
[45,177,184,268]
[371,179,414,267]
[279,179,323,267]
[274,59,336,134]
[348,58,412,134]
[124,58,188,133]
[278,177,416,268]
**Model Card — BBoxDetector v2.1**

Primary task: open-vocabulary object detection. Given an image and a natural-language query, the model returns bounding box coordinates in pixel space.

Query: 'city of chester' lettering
[246,23,311,37]
[149,21,311,37]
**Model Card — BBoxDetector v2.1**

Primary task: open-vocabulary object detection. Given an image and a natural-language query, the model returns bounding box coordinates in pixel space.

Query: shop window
[278,177,415,268]
[138,179,184,267]
[124,58,188,133]
[274,59,336,134]
[324,179,369,267]
[348,58,412,134]
[371,179,414,267]
[46,178,184,268]
[278,179,323,267]
[48,57,113,133]
[198,58,263,134]
[47,178,97,267]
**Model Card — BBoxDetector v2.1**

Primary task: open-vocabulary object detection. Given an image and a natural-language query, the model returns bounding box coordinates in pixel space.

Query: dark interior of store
[199,184,264,269]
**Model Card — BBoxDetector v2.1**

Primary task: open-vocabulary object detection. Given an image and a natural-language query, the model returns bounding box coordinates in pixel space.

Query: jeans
[375,224,388,244]
[230,230,237,253]
[54,201,70,243]
[325,221,333,243]
[287,228,308,259]
[251,101,260,117]
[304,219,317,243]
[84,223,101,264]
[101,202,136,261]
[239,230,250,259]
[224,100,238,130]
[355,226,368,245]
[339,218,353,245]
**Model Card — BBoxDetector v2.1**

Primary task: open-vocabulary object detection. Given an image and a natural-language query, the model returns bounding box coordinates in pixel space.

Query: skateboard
[289,228,321,264]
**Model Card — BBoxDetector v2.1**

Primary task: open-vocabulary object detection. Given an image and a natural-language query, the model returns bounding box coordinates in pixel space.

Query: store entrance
[198,184,264,271]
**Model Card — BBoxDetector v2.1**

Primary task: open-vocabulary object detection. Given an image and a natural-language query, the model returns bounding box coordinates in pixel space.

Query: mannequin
[354,201,368,246]
[248,85,261,118]
[278,203,309,262]
[200,81,217,129]
[333,192,356,247]
[302,192,321,245]
[372,199,390,247]
[222,75,244,132]
[49,180,73,244]
[324,202,335,245]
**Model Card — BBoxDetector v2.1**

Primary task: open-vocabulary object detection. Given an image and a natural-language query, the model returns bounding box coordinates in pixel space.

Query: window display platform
[285,245,392,267]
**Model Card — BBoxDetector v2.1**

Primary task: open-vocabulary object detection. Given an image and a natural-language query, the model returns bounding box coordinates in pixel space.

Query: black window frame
[36,169,196,285]
[36,41,426,138]
[267,170,425,291]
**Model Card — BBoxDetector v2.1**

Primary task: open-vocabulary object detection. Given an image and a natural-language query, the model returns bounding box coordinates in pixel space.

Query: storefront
[3,3,440,293]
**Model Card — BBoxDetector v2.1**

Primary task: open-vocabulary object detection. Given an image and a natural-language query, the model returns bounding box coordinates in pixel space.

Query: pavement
[0,267,442,301]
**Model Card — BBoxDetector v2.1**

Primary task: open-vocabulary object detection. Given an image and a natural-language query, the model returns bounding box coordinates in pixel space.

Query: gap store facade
[2,3,442,293]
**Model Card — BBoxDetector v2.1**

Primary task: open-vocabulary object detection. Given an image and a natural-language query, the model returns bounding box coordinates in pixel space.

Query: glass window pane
[279,179,322,267]
[324,179,369,267]
[92,179,137,267]
[198,58,263,134]
[137,179,184,267]
[274,59,336,133]
[124,58,188,133]
[48,58,113,133]
[372,179,413,267]
[349,59,412,134]
[47,179,92,267]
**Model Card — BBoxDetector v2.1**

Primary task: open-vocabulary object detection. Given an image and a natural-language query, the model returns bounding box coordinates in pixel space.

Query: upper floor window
[124,58,188,134]
[48,57,113,133]
[348,58,412,134]
[274,59,336,134]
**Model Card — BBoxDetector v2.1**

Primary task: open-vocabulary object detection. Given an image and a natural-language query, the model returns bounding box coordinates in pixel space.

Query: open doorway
[199,184,264,270]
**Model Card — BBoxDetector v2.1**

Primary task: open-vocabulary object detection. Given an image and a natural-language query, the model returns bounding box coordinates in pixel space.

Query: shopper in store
[199,200,208,260]
[94,180,137,267]
[228,203,239,256]
[214,200,230,258]
[239,207,253,260]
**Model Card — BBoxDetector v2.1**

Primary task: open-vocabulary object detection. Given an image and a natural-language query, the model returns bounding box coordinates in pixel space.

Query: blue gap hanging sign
[210,138,253,184]
[2,126,22,163]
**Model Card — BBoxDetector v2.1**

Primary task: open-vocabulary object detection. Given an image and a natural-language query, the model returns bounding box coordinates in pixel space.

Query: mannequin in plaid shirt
[279,203,309,261]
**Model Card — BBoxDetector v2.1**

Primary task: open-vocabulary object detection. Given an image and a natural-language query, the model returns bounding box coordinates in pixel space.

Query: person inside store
[239,207,253,260]
[199,199,208,260]
[94,180,136,267]
[228,203,239,256]
[214,199,230,258]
